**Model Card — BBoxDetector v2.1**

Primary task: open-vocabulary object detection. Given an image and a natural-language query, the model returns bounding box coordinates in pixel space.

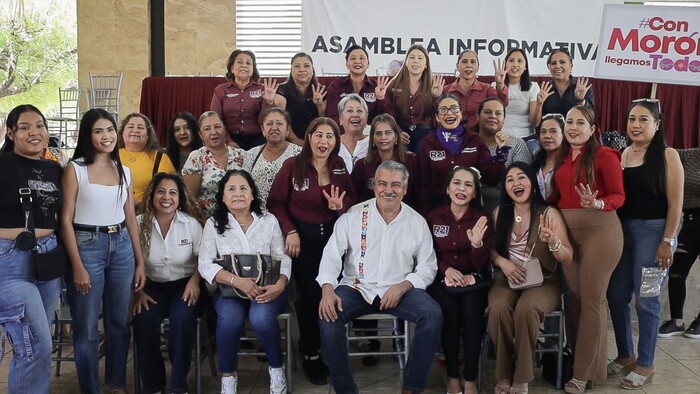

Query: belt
[73,221,126,234]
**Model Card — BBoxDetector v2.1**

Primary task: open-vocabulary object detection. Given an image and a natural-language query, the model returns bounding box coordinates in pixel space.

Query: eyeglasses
[632,98,661,111]
[542,113,564,122]
[437,105,461,115]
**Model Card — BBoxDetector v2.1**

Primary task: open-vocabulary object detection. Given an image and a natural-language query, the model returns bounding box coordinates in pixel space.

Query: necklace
[236,215,252,228]
[514,208,528,223]
[631,145,648,153]
[123,149,144,163]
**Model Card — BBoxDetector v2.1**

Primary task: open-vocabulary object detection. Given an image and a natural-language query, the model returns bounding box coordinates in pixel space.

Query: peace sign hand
[322,185,346,212]
[466,216,488,248]
[493,59,507,90]
[431,74,445,97]
[262,77,280,104]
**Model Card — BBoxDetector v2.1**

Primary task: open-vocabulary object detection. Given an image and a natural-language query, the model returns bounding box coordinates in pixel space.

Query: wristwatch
[662,237,676,247]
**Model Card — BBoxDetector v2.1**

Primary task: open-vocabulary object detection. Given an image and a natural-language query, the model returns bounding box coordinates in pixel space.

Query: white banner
[595,4,700,86]
[301,0,622,76]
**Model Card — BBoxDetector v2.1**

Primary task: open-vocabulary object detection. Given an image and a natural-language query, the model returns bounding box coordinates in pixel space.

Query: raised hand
[538,212,558,245]
[538,80,554,104]
[322,185,346,211]
[493,58,507,90]
[495,131,510,148]
[574,76,592,102]
[431,74,445,97]
[312,84,327,113]
[375,75,390,100]
[466,216,488,247]
[262,77,280,104]
[574,183,599,209]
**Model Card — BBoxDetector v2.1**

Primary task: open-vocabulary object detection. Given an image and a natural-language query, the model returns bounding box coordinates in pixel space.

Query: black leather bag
[541,346,573,385]
[32,243,69,281]
[216,253,281,299]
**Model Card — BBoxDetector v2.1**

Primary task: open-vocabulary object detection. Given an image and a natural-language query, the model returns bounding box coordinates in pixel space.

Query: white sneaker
[269,365,287,394]
[221,375,237,394]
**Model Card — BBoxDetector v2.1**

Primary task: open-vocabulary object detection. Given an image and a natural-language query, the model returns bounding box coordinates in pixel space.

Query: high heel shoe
[564,378,588,394]
[494,382,511,394]
[620,370,655,390]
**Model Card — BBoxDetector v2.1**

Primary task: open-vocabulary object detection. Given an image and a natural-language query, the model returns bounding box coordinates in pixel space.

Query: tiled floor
[0,322,699,393]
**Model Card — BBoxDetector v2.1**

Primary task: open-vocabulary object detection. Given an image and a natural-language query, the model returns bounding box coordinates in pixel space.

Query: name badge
[250,90,262,99]
[225,93,239,98]
[461,147,477,154]
[433,225,450,237]
[179,238,191,246]
[429,150,446,161]
[363,93,376,103]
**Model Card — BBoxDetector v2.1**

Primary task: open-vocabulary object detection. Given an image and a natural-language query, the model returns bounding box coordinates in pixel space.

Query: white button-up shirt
[138,210,203,283]
[198,212,292,285]
[317,199,437,304]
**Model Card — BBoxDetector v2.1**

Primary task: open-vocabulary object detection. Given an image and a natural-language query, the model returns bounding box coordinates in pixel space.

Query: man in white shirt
[317,160,442,394]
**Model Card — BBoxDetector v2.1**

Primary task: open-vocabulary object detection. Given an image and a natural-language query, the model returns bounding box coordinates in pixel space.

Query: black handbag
[215,252,282,299]
[17,172,69,281]
[541,346,573,385]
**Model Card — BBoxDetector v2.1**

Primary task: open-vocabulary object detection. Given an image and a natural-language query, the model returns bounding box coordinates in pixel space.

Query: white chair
[88,72,123,122]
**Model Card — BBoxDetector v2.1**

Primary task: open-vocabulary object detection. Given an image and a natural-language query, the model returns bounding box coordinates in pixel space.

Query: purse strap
[250,144,266,171]
[152,150,164,176]
[16,166,38,250]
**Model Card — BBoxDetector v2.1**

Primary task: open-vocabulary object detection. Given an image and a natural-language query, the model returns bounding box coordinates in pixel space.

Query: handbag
[677,148,700,210]
[17,171,69,281]
[215,252,281,299]
[441,272,489,295]
[541,346,574,385]
[509,207,555,290]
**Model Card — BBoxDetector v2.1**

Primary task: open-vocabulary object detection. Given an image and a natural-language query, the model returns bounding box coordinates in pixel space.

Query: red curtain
[140,76,699,149]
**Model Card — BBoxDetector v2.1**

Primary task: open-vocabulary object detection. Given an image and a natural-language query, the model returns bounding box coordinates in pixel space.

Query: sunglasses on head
[632,98,661,112]
[542,113,564,122]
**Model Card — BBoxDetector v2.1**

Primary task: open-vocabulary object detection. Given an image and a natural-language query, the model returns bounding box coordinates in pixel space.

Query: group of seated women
[0,42,686,394]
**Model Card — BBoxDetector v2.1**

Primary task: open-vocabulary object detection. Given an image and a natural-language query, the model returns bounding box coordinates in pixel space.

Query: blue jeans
[319,285,443,393]
[0,235,61,394]
[213,288,289,372]
[132,278,208,394]
[607,218,670,367]
[66,228,135,393]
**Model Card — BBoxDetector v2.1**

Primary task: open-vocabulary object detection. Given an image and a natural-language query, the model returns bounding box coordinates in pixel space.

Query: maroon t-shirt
[210,80,273,140]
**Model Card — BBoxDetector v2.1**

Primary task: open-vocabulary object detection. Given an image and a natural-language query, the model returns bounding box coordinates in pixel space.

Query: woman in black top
[0,104,63,393]
[606,99,683,390]
[277,52,326,145]
[166,111,202,173]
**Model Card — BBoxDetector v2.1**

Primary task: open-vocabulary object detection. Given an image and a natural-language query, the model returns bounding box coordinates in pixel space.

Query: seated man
[317,160,443,394]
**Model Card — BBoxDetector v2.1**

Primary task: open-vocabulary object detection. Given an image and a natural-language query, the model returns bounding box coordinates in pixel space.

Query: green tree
[0,11,77,115]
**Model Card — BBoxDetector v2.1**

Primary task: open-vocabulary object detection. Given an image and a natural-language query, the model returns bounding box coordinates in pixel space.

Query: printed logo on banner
[250,90,262,99]
[433,225,450,237]
[293,178,310,191]
[430,150,446,161]
[364,93,376,102]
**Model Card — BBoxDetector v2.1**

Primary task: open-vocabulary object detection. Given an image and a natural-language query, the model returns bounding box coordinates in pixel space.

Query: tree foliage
[0,11,77,115]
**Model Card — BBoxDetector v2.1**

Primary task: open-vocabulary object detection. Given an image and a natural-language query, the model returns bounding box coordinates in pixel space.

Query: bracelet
[472,240,483,249]
[599,199,605,210]
[287,230,297,236]
[548,236,562,252]
[229,276,235,285]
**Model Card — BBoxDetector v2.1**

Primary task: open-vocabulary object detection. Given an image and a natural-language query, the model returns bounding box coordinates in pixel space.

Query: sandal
[607,360,635,377]
[494,382,511,394]
[621,370,655,390]
[445,376,462,394]
[564,378,588,394]
[509,383,528,394]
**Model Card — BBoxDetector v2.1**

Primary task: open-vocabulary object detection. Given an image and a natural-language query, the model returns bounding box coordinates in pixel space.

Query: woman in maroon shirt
[426,166,491,394]
[551,105,625,394]
[210,49,285,150]
[267,117,355,386]
[352,114,419,208]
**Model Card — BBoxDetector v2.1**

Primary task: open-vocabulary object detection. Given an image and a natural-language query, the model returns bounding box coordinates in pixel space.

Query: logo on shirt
[461,147,477,154]
[179,238,191,246]
[366,177,375,190]
[332,168,347,175]
[225,93,239,98]
[363,93,376,103]
[250,89,262,99]
[433,225,450,237]
[429,150,446,161]
[293,178,310,191]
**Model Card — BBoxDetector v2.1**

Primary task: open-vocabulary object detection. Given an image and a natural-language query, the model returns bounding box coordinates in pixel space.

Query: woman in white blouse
[198,169,291,394]
[131,173,206,394]
[242,108,301,207]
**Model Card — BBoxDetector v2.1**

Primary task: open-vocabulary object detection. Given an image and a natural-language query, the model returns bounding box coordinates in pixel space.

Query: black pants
[668,209,700,320]
[292,219,335,356]
[427,281,487,381]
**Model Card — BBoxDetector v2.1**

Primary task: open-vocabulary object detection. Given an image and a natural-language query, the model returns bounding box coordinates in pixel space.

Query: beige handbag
[509,207,555,290]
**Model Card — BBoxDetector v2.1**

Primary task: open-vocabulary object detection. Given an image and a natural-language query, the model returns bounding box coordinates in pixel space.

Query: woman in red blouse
[267,117,356,386]
[426,166,492,394]
[551,105,625,394]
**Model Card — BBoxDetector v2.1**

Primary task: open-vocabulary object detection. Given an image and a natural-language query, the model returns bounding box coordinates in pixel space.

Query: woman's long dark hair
[293,117,341,190]
[212,169,263,235]
[71,108,127,198]
[550,106,598,203]
[504,48,532,92]
[494,162,547,259]
[166,111,202,171]
[630,100,667,196]
[387,44,434,124]
[1,104,48,153]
